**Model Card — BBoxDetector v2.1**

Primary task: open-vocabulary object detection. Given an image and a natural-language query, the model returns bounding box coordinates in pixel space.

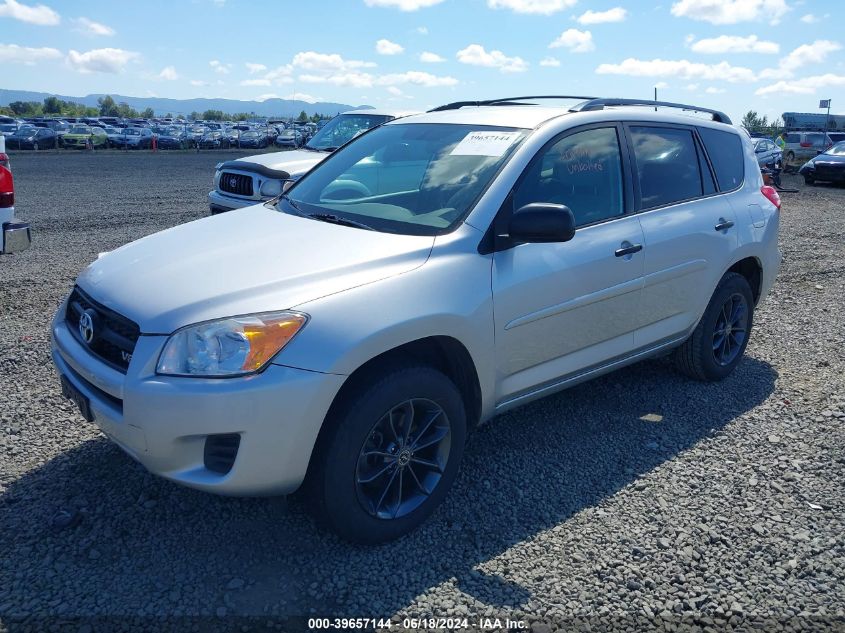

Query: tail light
[761,185,781,210]
[0,164,13,207]
[0,153,8,169]
[799,142,813,148]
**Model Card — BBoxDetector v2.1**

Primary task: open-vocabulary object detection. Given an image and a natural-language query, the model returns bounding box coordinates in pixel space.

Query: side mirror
[508,203,576,243]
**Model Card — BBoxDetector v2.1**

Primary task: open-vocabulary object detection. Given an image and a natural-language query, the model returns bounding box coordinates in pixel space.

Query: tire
[305,365,467,544]
[674,272,754,382]
[804,176,815,185]
[785,151,794,164]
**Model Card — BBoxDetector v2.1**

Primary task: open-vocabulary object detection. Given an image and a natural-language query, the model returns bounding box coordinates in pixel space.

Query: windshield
[304,116,392,151]
[0,124,17,132]
[123,128,140,136]
[242,131,259,138]
[280,123,525,236]
[16,126,36,135]
[824,142,845,156]
[69,126,91,134]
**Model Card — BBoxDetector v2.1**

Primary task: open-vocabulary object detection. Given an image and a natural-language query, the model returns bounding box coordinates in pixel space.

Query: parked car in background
[54,97,780,543]
[61,125,108,149]
[275,129,304,148]
[187,126,207,147]
[156,127,189,150]
[110,127,154,149]
[210,109,403,214]
[0,135,31,255]
[101,126,123,147]
[782,131,833,165]
[753,138,782,168]
[199,130,231,149]
[237,130,268,149]
[6,126,58,150]
[799,141,845,185]
[0,123,21,138]
[827,132,845,144]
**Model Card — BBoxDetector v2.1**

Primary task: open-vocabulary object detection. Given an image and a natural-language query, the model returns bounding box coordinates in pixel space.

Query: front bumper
[208,188,267,214]
[2,219,31,254]
[51,306,345,496]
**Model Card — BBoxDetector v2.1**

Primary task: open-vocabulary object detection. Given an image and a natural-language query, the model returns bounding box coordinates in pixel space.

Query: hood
[77,204,434,333]
[230,148,328,178]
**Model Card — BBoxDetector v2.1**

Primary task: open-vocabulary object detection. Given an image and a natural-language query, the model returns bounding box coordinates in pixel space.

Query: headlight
[156,311,307,377]
[260,179,283,197]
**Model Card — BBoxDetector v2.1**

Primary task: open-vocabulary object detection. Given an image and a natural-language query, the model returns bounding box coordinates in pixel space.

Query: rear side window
[630,126,702,209]
[786,133,800,143]
[698,127,744,192]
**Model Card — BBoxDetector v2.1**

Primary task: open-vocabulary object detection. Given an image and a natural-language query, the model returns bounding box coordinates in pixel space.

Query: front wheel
[674,272,754,381]
[305,366,467,543]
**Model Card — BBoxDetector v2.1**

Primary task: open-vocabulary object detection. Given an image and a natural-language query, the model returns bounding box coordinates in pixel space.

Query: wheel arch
[727,256,763,304]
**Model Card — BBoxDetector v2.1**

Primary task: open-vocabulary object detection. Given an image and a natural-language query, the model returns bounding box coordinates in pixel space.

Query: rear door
[629,124,740,348]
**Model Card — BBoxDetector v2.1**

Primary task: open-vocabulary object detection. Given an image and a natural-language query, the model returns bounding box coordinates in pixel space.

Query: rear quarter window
[786,133,800,143]
[698,127,744,192]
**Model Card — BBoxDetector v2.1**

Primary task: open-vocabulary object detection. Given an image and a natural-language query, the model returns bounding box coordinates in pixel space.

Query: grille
[204,434,241,474]
[65,287,140,373]
[219,172,253,196]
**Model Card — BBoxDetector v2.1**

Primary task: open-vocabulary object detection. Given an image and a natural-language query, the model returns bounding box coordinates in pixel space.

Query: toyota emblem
[78,311,95,344]
[229,176,238,188]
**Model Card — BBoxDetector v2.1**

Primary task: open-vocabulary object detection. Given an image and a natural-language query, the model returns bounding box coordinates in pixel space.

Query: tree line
[2,95,331,123]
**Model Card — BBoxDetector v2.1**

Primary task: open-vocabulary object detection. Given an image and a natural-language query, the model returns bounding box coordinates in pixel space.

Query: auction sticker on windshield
[450,131,521,156]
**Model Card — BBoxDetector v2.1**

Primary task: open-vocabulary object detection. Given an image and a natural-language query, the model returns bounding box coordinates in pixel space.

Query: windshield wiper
[307,213,374,231]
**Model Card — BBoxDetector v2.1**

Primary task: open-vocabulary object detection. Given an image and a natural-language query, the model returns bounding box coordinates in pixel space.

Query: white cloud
[670,0,789,25]
[291,51,376,72]
[387,86,404,96]
[190,79,209,87]
[209,59,231,74]
[756,73,845,96]
[705,86,725,93]
[689,34,778,54]
[0,42,61,64]
[265,64,294,84]
[73,16,113,36]
[487,0,577,15]
[456,44,528,73]
[416,26,428,34]
[245,62,267,74]
[363,0,445,10]
[539,56,560,67]
[0,0,59,25]
[284,93,318,103]
[376,38,404,55]
[549,29,595,53]
[419,51,445,62]
[655,81,669,89]
[158,65,178,80]
[596,58,756,83]
[255,93,280,101]
[67,48,138,73]
[779,40,841,73]
[300,72,375,88]
[576,7,627,24]
[799,13,817,24]
[240,78,271,86]
[685,83,699,90]
[378,70,459,86]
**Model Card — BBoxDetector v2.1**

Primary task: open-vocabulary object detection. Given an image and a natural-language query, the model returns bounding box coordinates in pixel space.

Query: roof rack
[569,98,732,124]
[429,95,597,112]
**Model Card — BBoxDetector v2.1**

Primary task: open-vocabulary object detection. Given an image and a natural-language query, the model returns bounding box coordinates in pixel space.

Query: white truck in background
[0,134,32,255]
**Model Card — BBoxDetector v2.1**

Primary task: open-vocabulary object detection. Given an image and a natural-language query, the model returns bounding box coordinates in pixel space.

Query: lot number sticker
[450,131,521,157]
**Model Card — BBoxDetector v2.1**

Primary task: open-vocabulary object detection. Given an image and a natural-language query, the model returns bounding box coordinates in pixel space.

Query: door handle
[715,219,735,231]
[614,243,643,257]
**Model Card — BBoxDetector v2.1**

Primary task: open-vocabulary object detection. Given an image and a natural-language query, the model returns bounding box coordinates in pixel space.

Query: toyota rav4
[52,96,780,543]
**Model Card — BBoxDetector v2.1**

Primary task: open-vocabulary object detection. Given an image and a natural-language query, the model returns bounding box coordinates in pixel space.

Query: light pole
[820,98,832,147]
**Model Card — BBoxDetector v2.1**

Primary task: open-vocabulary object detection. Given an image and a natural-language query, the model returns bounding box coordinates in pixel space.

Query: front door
[492,125,645,404]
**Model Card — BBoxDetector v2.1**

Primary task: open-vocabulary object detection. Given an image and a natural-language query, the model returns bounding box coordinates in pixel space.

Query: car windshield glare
[824,142,845,156]
[70,126,91,134]
[280,123,526,236]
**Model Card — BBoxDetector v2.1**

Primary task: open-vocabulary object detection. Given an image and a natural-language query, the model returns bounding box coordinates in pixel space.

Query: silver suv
[52,96,781,543]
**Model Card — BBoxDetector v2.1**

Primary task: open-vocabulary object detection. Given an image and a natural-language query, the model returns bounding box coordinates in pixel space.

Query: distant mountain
[0,89,370,118]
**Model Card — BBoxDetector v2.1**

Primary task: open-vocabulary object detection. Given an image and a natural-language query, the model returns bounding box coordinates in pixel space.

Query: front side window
[512,127,624,227]
[282,123,526,236]
[630,126,703,208]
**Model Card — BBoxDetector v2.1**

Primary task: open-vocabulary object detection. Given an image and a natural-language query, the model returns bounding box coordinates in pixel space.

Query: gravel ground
[1,152,844,632]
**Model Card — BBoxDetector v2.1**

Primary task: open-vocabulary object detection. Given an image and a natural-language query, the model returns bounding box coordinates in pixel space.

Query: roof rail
[570,98,732,124]
[429,95,597,112]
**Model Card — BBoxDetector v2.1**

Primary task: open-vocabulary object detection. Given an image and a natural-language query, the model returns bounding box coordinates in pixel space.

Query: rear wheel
[305,366,466,543]
[785,151,795,165]
[674,272,754,382]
